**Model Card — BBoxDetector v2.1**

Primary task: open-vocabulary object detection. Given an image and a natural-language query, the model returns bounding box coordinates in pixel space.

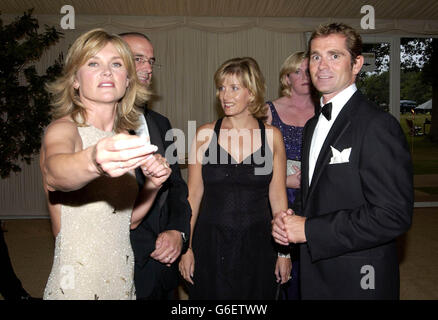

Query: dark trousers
[0,223,27,299]
[134,259,179,300]
[137,286,177,300]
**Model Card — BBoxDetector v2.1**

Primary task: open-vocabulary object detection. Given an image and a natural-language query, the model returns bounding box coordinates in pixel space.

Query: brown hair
[46,28,150,132]
[308,22,363,67]
[214,57,267,119]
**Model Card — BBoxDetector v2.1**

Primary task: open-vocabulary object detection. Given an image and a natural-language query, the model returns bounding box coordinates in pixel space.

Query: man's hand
[272,210,292,245]
[150,230,183,266]
[282,209,307,244]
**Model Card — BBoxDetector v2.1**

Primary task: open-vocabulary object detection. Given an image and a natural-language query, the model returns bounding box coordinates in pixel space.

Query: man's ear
[352,55,364,75]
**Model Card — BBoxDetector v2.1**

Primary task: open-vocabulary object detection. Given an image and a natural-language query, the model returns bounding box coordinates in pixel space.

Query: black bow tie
[321,102,332,121]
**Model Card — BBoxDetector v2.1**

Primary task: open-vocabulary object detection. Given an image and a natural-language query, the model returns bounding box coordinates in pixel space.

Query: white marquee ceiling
[1,0,437,20]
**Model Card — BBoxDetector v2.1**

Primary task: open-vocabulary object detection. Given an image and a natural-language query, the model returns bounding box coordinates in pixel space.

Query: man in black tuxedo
[120,32,191,300]
[272,23,413,299]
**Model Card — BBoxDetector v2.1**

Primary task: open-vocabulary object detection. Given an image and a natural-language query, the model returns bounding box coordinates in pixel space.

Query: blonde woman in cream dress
[40,29,171,300]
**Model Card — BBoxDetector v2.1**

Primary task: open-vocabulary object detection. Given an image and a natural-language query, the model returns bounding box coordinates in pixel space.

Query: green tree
[0,10,63,178]
[357,71,389,108]
[401,38,437,142]
[358,39,436,141]
[400,70,432,104]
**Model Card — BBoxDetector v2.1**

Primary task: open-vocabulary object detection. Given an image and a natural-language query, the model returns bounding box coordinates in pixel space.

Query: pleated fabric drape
[0,14,305,218]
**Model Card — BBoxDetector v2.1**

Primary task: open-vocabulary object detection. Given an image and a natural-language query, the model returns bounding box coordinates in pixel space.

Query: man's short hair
[308,22,362,67]
[119,32,151,43]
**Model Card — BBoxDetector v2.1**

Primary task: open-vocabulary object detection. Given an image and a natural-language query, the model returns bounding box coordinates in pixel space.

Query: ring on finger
[163,162,169,169]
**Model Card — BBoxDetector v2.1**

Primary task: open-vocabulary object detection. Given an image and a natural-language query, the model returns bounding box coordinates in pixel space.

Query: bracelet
[278,252,290,258]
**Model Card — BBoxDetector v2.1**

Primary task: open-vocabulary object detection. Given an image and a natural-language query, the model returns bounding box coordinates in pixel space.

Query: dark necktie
[321,102,332,121]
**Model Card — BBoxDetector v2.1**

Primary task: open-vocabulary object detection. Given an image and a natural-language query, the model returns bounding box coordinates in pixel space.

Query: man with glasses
[120,32,191,300]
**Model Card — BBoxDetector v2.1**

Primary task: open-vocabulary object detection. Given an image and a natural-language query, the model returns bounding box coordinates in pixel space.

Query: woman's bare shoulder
[197,121,216,132]
[43,116,79,142]
[46,116,77,131]
[264,122,282,135]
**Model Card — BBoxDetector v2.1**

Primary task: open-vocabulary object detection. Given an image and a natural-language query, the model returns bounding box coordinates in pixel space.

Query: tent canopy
[416,99,433,110]
[1,0,438,20]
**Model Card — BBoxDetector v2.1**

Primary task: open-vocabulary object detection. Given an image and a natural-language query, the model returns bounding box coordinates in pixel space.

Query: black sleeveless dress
[189,118,277,300]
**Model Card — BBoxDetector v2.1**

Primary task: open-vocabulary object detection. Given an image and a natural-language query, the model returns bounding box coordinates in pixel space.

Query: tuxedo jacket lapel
[301,116,318,205]
[145,112,168,208]
[145,112,165,156]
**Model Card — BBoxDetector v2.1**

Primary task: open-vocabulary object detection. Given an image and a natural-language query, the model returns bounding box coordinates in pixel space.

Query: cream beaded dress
[44,126,138,300]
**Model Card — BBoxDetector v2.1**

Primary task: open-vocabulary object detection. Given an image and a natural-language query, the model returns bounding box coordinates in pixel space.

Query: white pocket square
[329,146,351,164]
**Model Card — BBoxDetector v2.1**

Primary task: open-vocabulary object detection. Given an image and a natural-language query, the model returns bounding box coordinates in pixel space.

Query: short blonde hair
[46,28,150,132]
[214,57,267,119]
[279,51,307,97]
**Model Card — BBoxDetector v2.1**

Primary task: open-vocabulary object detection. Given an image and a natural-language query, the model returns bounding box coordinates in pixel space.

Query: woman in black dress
[179,57,291,299]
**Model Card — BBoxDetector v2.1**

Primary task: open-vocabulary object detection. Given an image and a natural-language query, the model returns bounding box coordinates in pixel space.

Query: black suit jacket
[299,90,413,299]
[130,108,191,298]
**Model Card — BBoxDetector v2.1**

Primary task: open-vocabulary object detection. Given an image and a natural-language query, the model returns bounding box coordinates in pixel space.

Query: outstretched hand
[92,133,158,177]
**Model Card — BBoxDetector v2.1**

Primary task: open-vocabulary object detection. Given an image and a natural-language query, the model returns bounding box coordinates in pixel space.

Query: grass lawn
[399,113,438,175]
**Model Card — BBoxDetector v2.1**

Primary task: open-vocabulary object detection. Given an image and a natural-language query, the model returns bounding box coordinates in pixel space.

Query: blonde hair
[279,51,307,97]
[46,28,150,132]
[214,57,267,119]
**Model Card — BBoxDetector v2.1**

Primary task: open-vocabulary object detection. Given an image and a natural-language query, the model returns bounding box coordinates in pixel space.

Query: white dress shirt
[137,114,150,142]
[308,84,357,186]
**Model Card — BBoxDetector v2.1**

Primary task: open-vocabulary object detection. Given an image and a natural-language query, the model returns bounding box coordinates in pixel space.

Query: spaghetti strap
[214,118,231,164]
[258,118,266,158]
[204,118,223,161]
[213,118,223,136]
[266,101,281,124]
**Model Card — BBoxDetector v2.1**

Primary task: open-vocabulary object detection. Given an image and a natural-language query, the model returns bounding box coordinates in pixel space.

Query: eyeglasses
[134,56,162,69]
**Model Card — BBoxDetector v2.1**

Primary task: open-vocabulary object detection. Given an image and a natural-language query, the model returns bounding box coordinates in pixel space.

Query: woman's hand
[275,256,292,284]
[141,153,172,189]
[286,166,301,189]
[92,133,157,177]
[179,248,195,285]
